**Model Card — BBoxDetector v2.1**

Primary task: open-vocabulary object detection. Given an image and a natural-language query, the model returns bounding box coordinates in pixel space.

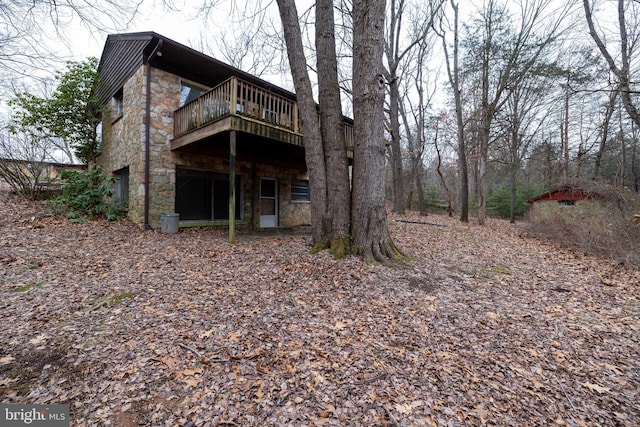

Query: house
[95,32,353,231]
[526,184,606,223]
[527,184,603,206]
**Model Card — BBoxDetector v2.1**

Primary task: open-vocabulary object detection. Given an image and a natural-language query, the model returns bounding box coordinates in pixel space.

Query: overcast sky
[68,1,212,61]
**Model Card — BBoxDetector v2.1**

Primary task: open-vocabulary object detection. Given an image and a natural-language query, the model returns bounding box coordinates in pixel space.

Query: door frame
[259,177,278,228]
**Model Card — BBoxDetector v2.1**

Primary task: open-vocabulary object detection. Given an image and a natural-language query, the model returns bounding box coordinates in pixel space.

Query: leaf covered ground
[0,188,638,426]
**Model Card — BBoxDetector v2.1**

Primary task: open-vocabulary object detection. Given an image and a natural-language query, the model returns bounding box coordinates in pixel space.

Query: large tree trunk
[275,0,328,245]
[316,0,352,256]
[351,0,402,262]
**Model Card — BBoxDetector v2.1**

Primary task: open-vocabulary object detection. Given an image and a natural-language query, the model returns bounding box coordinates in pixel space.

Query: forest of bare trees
[2,0,640,253]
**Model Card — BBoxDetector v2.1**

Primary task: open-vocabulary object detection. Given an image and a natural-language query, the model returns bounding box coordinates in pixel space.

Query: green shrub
[48,166,127,221]
[423,184,448,213]
[487,184,542,219]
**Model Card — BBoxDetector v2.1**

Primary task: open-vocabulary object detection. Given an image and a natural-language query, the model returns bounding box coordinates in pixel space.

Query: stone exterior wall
[98,64,311,229]
[274,169,311,227]
[147,68,180,227]
[174,153,311,228]
[97,66,146,225]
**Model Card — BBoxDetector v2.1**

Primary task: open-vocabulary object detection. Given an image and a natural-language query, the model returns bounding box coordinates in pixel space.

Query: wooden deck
[171,76,353,155]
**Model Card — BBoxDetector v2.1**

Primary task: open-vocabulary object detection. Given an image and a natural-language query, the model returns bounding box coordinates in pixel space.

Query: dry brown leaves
[0,188,638,426]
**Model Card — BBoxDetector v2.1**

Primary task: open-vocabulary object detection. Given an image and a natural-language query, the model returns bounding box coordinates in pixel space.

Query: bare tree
[435,0,469,221]
[0,124,59,199]
[275,0,328,246]
[593,89,619,179]
[462,0,568,225]
[383,0,442,214]
[351,0,403,261]
[0,0,147,96]
[276,0,400,261]
[499,76,550,223]
[398,26,439,216]
[316,0,352,254]
[399,72,428,216]
[433,114,453,216]
[191,1,289,80]
[583,0,640,128]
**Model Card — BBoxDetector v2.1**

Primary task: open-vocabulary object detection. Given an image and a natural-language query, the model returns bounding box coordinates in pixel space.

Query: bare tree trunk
[316,0,351,256]
[383,0,441,215]
[632,122,639,192]
[561,76,570,183]
[352,0,402,262]
[584,0,640,129]
[619,108,626,188]
[434,119,452,216]
[477,109,491,225]
[389,78,405,213]
[399,101,426,215]
[275,0,328,245]
[437,0,468,221]
[415,159,427,215]
[509,134,519,224]
[594,90,617,179]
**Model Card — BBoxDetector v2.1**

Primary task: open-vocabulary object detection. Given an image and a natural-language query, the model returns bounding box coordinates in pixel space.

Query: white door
[259,178,278,227]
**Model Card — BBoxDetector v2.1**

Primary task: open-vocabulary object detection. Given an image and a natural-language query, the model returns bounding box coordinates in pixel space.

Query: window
[558,200,575,206]
[112,88,123,118]
[175,169,242,221]
[113,167,129,206]
[180,81,207,107]
[95,122,102,155]
[291,179,310,202]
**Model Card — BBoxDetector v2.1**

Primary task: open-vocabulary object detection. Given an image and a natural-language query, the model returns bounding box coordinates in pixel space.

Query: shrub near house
[526,183,640,266]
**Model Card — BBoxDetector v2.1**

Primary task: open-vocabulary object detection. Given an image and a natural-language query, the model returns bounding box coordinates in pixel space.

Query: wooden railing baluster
[173,76,352,156]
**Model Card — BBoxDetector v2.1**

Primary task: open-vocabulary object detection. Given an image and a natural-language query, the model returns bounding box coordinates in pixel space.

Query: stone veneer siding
[98,65,311,229]
[97,66,146,225]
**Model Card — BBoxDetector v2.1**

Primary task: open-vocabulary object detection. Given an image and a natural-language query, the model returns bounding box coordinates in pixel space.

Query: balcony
[171,76,353,157]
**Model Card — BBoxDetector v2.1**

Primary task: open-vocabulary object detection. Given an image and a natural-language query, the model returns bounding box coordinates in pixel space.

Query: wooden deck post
[229,130,236,243]
[230,77,238,115]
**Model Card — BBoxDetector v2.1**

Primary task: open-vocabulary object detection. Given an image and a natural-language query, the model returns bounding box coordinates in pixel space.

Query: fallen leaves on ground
[0,188,638,426]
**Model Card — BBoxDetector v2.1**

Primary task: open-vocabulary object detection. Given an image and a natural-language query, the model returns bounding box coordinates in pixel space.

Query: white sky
[0,0,294,119]
[68,1,222,62]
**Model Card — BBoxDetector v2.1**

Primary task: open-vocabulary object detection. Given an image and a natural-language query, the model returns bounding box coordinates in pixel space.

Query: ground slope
[1,189,638,426]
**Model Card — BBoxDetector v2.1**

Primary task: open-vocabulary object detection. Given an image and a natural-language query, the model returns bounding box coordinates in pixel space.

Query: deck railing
[173,76,353,154]
[174,77,300,138]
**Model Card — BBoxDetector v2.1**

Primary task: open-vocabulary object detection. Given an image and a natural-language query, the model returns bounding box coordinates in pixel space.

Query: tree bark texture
[351,0,402,261]
[316,0,352,255]
[388,78,405,214]
[275,0,328,245]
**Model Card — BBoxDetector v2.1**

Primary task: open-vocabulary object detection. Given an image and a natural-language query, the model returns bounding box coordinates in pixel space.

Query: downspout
[144,39,163,230]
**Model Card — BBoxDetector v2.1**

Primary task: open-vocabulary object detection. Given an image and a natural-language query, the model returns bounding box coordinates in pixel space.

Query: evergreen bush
[486,184,542,218]
[48,166,127,221]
